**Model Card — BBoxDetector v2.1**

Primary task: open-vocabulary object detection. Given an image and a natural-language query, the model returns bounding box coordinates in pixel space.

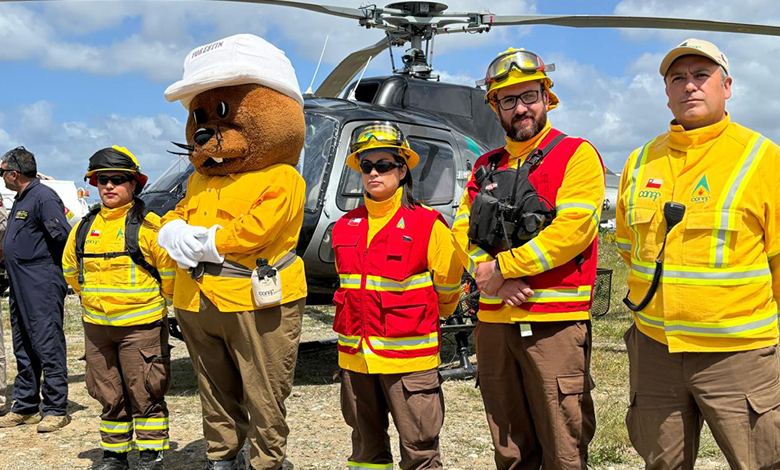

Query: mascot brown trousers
[177,295,304,470]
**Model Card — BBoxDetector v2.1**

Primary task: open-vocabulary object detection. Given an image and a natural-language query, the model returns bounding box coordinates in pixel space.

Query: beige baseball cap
[659,38,729,77]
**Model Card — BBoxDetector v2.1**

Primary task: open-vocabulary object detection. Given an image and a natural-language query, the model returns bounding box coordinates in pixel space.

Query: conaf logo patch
[691,175,710,203]
[638,190,660,201]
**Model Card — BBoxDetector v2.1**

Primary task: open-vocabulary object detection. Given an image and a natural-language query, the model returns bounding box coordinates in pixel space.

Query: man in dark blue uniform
[0,147,71,432]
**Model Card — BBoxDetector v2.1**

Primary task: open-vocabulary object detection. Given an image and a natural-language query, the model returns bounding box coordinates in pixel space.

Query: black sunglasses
[97,174,133,186]
[359,159,403,175]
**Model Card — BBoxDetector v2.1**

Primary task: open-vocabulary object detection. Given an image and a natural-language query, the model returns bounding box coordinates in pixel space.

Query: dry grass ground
[0,237,730,469]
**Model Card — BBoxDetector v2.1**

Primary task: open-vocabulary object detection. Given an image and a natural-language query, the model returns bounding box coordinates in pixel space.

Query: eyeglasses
[476,50,555,87]
[97,174,133,186]
[496,89,544,111]
[351,122,405,153]
[359,159,403,175]
[0,168,15,176]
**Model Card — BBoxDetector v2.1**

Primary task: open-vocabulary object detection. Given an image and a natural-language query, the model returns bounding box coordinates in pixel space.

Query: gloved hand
[196,225,225,264]
[157,219,209,269]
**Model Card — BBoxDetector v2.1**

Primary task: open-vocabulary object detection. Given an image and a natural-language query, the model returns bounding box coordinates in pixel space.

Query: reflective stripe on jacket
[333,189,462,374]
[62,202,176,326]
[452,122,605,323]
[160,164,307,312]
[616,115,780,352]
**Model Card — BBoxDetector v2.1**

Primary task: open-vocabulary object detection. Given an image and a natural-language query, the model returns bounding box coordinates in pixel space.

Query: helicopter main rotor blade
[208,0,368,20]
[483,14,780,37]
[0,0,369,20]
[314,38,388,98]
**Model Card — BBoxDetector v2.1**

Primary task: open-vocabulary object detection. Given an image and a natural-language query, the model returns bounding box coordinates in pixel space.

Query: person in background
[0,146,71,432]
[62,146,176,470]
[332,121,463,470]
[0,199,7,415]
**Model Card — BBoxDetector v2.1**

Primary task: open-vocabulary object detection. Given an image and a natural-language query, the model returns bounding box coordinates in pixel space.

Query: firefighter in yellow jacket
[62,146,176,470]
[452,49,604,469]
[616,38,780,469]
[333,122,462,470]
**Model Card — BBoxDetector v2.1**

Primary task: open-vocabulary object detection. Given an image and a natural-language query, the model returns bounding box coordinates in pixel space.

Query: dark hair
[1,146,37,177]
[394,155,418,208]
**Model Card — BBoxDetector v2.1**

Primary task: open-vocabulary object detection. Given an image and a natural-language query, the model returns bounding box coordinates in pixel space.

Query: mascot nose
[194,127,215,146]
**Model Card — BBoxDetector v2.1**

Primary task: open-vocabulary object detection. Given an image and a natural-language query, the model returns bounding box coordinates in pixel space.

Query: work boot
[92,452,129,470]
[204,452,246,469]
[36,414,70,432]
[0,411,41,428]
[137,450,165,470]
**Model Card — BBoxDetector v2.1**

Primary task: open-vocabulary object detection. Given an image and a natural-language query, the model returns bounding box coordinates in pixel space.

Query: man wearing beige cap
[615,38,780,469]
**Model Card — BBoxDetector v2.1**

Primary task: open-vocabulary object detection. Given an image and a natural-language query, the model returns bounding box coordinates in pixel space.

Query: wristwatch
[495,258,502,274]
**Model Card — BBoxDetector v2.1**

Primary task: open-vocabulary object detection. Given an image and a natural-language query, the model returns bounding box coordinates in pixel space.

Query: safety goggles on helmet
[359,159,404,175]
[350,122,405,154]
[85,146,149,194]
[476,50,555,87]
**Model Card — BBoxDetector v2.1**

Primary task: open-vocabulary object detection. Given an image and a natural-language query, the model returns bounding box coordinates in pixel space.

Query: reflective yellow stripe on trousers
[348,461,393,469]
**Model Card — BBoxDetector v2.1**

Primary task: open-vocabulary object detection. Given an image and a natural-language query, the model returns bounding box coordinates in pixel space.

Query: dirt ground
[0,295,730,470]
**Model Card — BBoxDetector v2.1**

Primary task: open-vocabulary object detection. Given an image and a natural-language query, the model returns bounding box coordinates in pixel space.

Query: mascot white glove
[196,225,225,264]
[157,219,209,269]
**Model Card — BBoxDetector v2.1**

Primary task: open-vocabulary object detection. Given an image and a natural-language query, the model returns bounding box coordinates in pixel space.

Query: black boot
[92,452,129,470]
[204,452,246,469]
[137,450,165,470]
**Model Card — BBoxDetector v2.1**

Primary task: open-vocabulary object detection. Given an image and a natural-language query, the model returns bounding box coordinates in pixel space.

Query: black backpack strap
[523,133,568,169]
[75,206,101,285]
[488,148,508,171]
[125,199,161,284]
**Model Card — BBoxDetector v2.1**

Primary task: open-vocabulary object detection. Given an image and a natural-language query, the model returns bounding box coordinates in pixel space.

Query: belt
[189,251,297,280]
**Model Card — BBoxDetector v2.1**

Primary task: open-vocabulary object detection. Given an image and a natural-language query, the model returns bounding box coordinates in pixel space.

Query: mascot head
[165,34,305,176]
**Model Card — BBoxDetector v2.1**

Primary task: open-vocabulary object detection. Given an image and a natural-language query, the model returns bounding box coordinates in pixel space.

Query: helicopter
[131,0,780,378]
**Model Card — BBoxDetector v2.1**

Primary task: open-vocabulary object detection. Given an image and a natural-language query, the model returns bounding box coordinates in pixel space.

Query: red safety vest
[467,128,601,314]
[332,204,443,359]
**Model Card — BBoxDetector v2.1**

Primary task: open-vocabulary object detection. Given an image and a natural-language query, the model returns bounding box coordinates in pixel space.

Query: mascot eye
[217,101,229,118]
[192,108,208,125]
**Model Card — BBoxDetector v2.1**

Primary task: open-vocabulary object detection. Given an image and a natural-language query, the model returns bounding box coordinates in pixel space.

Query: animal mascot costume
[158,34,307,470]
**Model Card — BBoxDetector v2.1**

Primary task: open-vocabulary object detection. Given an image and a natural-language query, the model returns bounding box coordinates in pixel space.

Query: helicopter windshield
[141,113,337,213]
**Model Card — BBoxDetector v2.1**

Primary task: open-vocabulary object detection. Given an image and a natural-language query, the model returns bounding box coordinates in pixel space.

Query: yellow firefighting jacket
[62,202,176,326]
[616,115,780,352]
[338,189,463,374]
[161,164,307,312]
[452,121,605,323]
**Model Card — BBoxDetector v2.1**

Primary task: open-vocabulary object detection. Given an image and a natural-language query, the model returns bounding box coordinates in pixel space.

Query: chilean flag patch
[90,229,100,237]
[646,178,663,189]
[348,218,362,226]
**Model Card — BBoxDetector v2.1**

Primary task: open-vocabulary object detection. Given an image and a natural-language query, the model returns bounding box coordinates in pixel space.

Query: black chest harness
[468,134,567,252]
[74,199,161,285]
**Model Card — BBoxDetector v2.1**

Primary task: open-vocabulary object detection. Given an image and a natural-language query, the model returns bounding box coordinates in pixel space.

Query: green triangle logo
[693,175,710,196]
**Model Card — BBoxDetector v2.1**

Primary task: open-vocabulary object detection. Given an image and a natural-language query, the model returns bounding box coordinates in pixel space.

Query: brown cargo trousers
[475,320,596,470]
[176,296,304,470]
[84,320,171,453]
[625,324,780,470]
[340,368,445,470]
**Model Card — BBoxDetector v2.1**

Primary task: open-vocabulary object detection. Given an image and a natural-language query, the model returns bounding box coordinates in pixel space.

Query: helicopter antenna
[347,55,373,101]
[306,34,329,95]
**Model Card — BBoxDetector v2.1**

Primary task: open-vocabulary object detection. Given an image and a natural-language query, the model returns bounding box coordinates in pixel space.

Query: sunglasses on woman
[97,174,133,186]
[359,159,403,175]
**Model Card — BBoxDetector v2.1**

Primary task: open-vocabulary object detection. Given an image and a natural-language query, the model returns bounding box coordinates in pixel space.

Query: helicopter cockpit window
[300,113,338,212]
[336,137,456,211]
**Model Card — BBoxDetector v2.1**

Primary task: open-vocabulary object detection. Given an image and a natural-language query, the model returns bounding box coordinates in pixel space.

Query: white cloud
[0,102,185,183]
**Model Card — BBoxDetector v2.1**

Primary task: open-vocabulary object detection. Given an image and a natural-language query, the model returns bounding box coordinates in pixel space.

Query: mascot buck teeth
[158,34,307,470]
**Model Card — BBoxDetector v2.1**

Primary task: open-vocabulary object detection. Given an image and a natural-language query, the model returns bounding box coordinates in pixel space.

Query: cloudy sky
[1,0,779,186]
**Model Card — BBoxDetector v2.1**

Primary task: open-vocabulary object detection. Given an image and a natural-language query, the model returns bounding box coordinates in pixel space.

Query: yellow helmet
[478,48,560,110]
[345,121,420,172]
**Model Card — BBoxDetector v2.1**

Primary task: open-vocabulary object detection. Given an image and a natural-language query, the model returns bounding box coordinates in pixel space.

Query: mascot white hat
[164,33,304,109]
